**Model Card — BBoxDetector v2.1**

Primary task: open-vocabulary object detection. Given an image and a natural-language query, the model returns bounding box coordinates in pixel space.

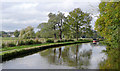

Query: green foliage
[95,1,120,69]
[19,26,35,39]
[14,30,20,37]
[100,47,119,69]
[35,31,41,38]
[17,40,25,46]
[95,2,120,48]
[65,8,92,40]
[6,43,16,47]
[57,40,65,42]
[37,22,54,38]
[37,12,65,39]
[2,43,5,48]
[57,39,74,42]
[25,40,34,45]
[46,39,54,43]
[34,39,42,44]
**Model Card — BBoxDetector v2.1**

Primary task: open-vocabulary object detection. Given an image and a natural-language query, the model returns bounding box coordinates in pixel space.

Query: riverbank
[1,40,92,62]
[99,41,119,70]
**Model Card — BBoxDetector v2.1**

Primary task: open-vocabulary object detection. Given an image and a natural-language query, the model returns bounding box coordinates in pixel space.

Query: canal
[2,42,107,69]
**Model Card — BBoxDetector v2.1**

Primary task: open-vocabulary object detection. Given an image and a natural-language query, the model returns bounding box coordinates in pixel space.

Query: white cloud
[1,0,100,32]
[11,3,39,9]
[62,0,74,9]
[1,0,101,2]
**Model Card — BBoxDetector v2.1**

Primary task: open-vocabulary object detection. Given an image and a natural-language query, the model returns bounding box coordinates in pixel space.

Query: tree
[95,2,120,48]
[65,8,92,40]
[37,22,54,38]
[57,12,65,40]
[19,26,35,39]
[48,13,58,39]
[37,12,65,40]
[14,30,20,37]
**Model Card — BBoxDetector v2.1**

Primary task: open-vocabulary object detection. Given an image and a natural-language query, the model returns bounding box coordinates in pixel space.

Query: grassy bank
[1,40,92,62]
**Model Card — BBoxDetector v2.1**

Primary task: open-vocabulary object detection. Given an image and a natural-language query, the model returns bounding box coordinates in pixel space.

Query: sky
[1,0,101,32]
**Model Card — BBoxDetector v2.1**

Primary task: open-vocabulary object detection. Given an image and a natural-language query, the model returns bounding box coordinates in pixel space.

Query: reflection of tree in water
[40,44,92,69]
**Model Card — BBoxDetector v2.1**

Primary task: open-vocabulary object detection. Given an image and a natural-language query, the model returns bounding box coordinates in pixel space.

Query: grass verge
[0,40,92,62]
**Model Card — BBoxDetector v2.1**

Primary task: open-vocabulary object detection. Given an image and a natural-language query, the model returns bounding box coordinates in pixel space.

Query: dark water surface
[2,43,107,69]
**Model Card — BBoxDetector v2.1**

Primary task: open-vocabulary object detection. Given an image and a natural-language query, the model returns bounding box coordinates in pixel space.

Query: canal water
[2,43,107,69]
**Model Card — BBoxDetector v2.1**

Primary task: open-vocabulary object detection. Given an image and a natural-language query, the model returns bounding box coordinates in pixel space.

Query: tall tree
[48,13,58,39]
[37,12,65,40]
[65,8,92,40]
[57,12,65,40]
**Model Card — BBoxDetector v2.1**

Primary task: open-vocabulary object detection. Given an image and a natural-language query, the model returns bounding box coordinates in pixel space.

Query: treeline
[35,8,99,40]
[2,8,102,40]
[0,31,14,37]
[0,30,20,37]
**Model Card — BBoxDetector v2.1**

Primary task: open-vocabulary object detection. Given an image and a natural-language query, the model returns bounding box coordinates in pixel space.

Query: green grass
[0,42,69,53]
[2,37,18,40]
[1,40,92,62]
[0,42,61,52]
[2,37,46,43]
[0,40,91,54]
[1,39,92,52]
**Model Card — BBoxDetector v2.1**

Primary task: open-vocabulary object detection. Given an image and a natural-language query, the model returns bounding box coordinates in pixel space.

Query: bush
[25,40,35,45]
[79,39,83,41]
[34,39,42,44]
[46,39,54,43]
[7,43,16,47]
[2,43,6,48]
[57,40,64,42]
[64,39,68,42]
[57,39,74,42]
[67,39,74,42]
[17,40,25,46]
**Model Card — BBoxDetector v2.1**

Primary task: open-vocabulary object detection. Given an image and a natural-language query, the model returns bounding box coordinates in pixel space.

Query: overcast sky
[1,0,101,32]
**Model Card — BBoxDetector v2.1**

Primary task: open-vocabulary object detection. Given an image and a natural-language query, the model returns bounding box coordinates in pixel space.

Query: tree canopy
[65,8,92,40]
[95,2,120,48]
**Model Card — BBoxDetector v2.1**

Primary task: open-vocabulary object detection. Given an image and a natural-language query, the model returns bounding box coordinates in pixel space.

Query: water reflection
[2,43,107,69]
[40,43,104,69]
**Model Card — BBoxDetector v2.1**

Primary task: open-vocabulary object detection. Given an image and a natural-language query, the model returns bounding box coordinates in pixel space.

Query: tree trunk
[54,33,56,39]
[76,24,79,41]
[54,25,56,39]
[59,29,62,40]
[59,19,62,40]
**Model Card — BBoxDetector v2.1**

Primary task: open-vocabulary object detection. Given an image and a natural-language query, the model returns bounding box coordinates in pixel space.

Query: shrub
[17,40,25,46]
[7,43,16,47]
[64,39,68,42]
[25,40,35,45]
[29,40,35,44]
[2,43,6,48]
[34,39,42,44]
[57,40,64,42]
[57,39,74,42]
[67,39,74,42]
[57,40,61,42]
[46,39,54,43]
[79,39,83,41]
